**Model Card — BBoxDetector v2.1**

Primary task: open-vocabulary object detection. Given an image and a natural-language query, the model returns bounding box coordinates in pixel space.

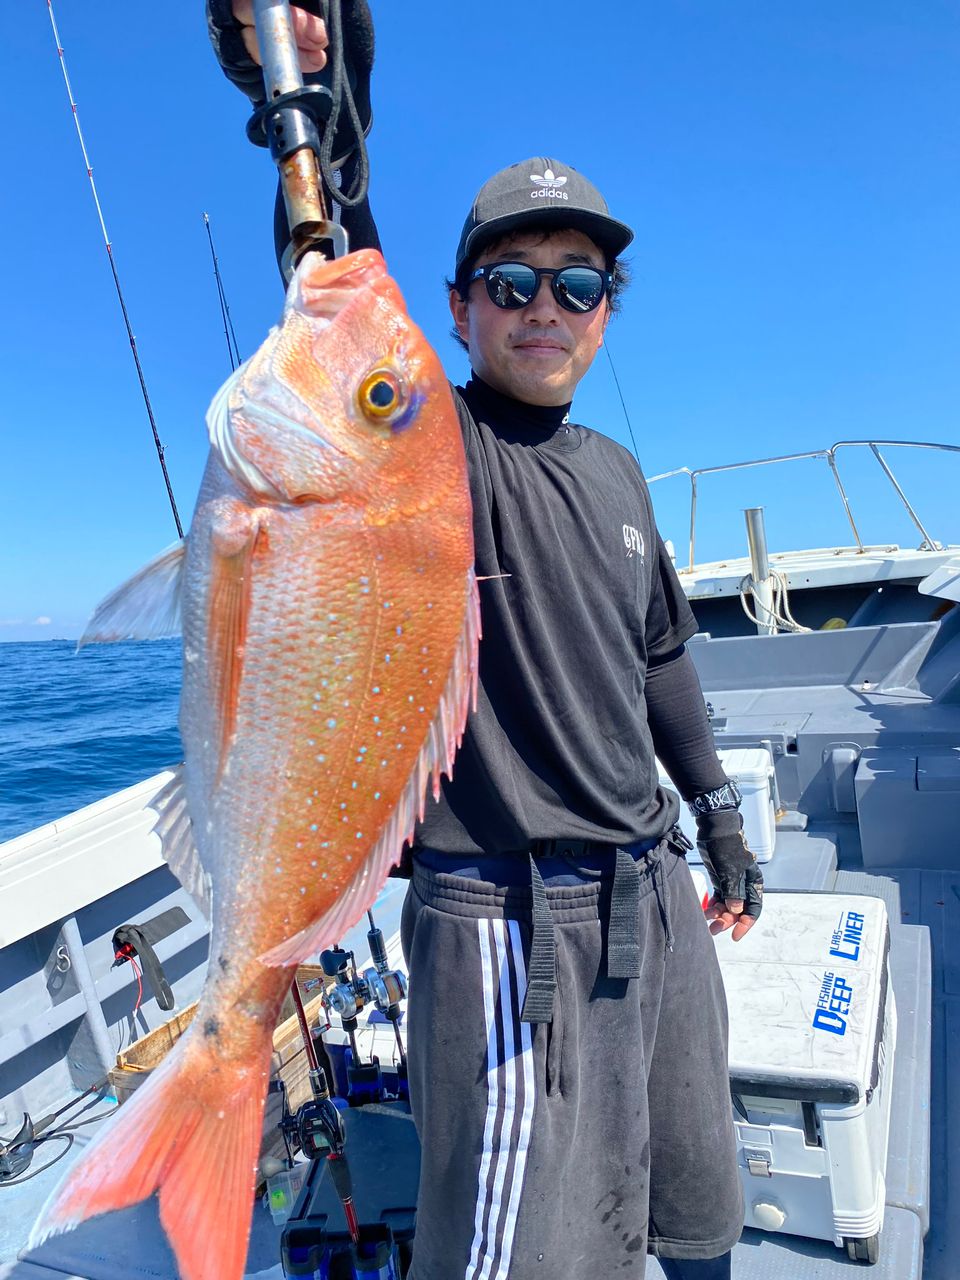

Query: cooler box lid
[714,892,890,1104]
[713,747,774,785]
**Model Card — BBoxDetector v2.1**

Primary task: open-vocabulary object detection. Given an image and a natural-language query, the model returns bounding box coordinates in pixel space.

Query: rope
[317,0,370,210]
[738,570,812,634]
[46,0,184,538]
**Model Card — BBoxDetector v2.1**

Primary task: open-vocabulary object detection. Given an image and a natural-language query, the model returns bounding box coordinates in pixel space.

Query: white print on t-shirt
[622,524,646,559]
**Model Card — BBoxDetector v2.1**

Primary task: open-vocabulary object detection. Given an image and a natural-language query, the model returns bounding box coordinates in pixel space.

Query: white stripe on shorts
[466,918,536,1280]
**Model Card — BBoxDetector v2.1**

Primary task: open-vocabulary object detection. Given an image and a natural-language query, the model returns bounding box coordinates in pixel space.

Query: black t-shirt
[413,376,698,856]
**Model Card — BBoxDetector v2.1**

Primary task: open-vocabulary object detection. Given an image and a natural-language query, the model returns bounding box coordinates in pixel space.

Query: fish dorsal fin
[258,569,481,967]
[150,767,212,918]
[80,542,185,646]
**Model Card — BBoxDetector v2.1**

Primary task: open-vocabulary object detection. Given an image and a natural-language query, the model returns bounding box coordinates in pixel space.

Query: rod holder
[744,507,776,636]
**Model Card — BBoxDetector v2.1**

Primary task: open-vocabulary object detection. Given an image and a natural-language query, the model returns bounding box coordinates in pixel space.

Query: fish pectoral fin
[79,541,185,646]
[209,504,264,775]
[150,767,213,918]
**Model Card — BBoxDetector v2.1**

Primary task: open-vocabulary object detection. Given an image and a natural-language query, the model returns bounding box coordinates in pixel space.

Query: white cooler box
[714,892,897,1264]
[657,746,777,863]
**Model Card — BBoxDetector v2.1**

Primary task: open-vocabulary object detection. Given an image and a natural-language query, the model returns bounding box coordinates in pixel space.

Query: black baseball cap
[454,157,634,274]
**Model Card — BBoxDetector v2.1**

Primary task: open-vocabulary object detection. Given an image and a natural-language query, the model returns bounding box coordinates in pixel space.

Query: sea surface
[0,640,182,844]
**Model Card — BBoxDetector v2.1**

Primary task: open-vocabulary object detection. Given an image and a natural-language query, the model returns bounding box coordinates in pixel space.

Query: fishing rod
[203,213,243,371]
[604,340,643,468]
[46,0,184,540]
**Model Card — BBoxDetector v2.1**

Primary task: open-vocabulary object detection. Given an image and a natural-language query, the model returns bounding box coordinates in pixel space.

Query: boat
[5,6,958,1276]
[2,457,959,1276]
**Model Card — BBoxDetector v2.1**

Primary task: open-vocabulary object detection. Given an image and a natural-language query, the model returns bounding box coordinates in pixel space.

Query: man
[209,6,763,1278]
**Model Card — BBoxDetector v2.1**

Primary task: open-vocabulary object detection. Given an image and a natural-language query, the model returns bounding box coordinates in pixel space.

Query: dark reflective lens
[552,266,607,313]
[488,264,538,308]
[471,262,610,314]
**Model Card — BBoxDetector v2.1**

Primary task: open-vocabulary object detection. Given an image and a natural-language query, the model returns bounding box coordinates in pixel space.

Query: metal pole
[744,507,771,581]
[868,444,937,550]
[744,508,776,636]
[688,475,698,571]
[254,0,326,233]
[252,0,346,273]
[825,451,865,553]
[61,916,116,1077]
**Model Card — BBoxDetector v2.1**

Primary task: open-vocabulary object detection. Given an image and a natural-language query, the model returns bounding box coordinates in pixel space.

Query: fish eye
[358,369,403,422]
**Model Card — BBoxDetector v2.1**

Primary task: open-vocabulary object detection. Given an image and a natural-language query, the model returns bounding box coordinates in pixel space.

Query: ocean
[0,640,182,844]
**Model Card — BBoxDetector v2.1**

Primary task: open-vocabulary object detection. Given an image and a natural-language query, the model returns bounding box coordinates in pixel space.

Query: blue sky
[3,1,958,641]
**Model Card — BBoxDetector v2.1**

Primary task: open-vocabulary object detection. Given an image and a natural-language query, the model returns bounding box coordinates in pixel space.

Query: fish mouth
[289,249,389,322]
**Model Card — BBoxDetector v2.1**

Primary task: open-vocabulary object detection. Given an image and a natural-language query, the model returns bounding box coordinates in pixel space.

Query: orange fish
[33,249,479,1280]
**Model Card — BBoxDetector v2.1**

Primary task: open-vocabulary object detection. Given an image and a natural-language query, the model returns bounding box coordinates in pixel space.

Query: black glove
[695,809,764,922]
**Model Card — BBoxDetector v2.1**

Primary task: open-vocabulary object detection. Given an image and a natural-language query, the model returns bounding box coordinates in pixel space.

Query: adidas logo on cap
[529,168,569,201]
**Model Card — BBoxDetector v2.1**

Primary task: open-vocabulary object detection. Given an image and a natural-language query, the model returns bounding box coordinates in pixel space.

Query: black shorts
[400,841,744,1279]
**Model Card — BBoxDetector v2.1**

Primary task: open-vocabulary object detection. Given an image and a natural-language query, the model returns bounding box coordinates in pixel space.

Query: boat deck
[2,858,952,1280]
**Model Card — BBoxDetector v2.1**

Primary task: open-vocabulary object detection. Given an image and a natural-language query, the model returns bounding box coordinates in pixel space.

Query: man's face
[449,228,610,407]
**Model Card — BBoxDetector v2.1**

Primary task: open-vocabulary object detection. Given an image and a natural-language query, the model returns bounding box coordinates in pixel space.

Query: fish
[32,248,479,1280]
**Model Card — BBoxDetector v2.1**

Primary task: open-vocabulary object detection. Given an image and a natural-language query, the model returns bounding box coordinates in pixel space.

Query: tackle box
[658,746,778,862]
[714,891,897,1264]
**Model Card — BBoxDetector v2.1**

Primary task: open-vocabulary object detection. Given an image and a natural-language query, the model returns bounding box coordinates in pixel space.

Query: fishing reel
[319,936,407,1024]
[319,912,409,1103]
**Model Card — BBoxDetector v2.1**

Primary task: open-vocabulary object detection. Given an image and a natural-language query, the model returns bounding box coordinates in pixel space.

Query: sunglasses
[468,262,612,314]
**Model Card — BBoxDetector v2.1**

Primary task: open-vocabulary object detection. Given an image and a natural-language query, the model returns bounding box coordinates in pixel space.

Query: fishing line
[603,340,642,467]
[46,0,184,539]
[203,212,243,371]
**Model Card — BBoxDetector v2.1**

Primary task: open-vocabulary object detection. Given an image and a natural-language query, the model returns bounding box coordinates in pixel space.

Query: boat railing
[646,439,960,572]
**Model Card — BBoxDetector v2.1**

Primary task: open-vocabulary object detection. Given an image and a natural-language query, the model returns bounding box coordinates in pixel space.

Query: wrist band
[688,779,742,817]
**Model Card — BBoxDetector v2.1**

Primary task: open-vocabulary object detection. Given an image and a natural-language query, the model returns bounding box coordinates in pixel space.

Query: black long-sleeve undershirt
[646,645,729,802]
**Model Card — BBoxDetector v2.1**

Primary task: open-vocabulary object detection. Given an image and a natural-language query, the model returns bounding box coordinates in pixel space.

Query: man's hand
[696,809,763,942]
[232,0,329,72]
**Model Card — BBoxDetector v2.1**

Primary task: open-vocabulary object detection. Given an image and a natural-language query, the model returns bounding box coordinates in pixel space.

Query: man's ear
[449,289,470,345]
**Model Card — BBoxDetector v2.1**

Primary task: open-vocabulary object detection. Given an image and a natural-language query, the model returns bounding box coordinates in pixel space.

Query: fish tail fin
[31,1030,267,1280]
